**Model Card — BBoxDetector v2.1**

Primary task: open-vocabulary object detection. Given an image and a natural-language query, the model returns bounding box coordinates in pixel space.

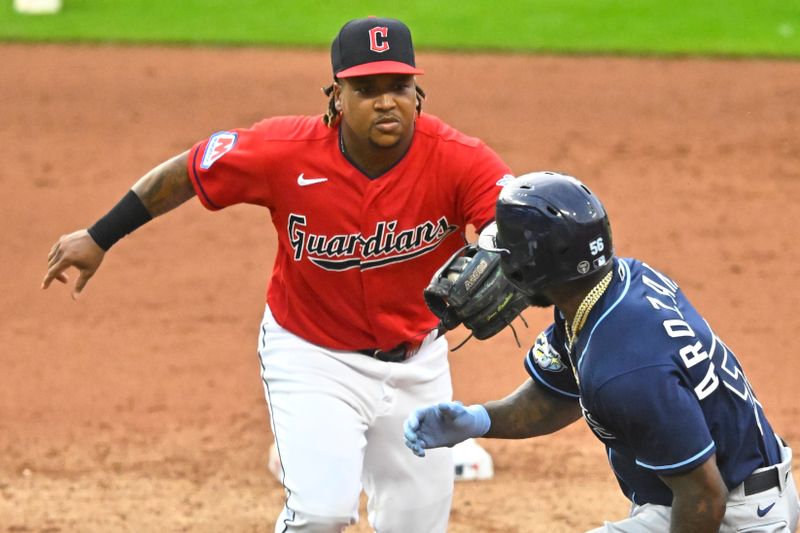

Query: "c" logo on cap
[369,26,390,53]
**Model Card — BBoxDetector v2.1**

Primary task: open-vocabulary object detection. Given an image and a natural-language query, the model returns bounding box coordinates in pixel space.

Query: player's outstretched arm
[483,379,582,439]
[130,151,195,217]
[404,380,581,457]
[659,454,728,532]
[42,151,195,298]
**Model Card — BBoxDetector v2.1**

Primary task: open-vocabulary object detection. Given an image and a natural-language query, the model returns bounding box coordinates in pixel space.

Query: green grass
[1,0,799,57]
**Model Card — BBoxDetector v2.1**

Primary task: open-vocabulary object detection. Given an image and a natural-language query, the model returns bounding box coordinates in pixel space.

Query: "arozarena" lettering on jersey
[288,213,458,271]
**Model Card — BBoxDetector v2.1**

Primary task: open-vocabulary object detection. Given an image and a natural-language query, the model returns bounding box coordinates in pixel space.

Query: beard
[526,293,554,308]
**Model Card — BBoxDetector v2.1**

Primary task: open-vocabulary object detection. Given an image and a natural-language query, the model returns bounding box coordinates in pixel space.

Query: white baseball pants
[257,305,454,533]
[586,437,799,532]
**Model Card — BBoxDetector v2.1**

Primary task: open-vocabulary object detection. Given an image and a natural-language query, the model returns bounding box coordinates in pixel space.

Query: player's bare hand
[42,229,105,299]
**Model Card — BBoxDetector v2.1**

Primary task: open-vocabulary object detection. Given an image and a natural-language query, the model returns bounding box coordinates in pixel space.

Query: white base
[453,438,494,481]
[14,0,62,14]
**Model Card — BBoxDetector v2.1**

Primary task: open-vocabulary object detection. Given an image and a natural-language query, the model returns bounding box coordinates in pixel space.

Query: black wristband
[87,190,153,251]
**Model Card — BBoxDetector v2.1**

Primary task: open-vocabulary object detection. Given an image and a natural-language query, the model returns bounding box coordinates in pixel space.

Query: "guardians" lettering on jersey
[287,213,459,271]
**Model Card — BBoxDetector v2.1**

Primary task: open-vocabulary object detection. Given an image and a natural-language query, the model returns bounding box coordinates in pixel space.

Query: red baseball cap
[331,17,424,79]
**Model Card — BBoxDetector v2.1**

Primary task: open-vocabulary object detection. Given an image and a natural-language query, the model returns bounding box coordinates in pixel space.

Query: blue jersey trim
[635,441,715,471]
[577,259,631,370]
[524,357,580,399]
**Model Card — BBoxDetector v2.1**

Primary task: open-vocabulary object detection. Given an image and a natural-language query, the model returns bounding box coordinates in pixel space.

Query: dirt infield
[3,43,799,532]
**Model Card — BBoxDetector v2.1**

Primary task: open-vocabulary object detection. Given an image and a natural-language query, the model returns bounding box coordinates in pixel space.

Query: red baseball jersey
[187,113,512,351]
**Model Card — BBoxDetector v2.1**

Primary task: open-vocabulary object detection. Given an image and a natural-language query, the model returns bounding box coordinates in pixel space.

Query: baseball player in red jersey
[42,17,512,532]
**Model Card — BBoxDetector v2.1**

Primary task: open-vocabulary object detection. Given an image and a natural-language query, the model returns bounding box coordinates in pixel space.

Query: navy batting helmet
[478,171,613,296]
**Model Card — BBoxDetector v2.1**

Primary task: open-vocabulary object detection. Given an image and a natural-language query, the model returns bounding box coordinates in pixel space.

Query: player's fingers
[42,262,68,289]
[404,419,427,445]
[47,247,62,269]
[71,269,93,299]
[408,411,422,427]
[404,438,426,457]
[47,239,63,262]
[405,413,424,440]
[403,418,419,441]
[438,401,464,419]
[406,442,421,456]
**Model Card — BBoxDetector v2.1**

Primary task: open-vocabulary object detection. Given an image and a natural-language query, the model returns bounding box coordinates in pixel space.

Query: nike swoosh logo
[297,173,328,186]
[757,502,776,517]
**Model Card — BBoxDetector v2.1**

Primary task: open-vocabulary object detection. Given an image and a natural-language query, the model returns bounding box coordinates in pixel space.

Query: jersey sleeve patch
[200,131,238,169]
[531,331,566,372]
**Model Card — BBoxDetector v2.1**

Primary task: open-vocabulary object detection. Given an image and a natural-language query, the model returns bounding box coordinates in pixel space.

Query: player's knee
[369,497,451,533]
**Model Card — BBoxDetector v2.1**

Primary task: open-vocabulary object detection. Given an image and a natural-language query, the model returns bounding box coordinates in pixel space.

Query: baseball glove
[424,244,529,342]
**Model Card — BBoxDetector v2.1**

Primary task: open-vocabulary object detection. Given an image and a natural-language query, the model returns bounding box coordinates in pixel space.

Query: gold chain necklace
[565,269,613,350]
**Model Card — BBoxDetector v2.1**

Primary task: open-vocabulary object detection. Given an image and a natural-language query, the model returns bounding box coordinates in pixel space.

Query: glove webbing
[449,313,528,352]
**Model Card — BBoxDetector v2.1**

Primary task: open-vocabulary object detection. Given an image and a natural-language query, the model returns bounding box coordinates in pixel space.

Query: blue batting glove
[403,401,491,457]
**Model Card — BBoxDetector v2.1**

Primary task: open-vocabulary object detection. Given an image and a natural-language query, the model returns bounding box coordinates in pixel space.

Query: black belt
[357,344,412,363]
[357,328,445,363]
[744,466,780,496]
